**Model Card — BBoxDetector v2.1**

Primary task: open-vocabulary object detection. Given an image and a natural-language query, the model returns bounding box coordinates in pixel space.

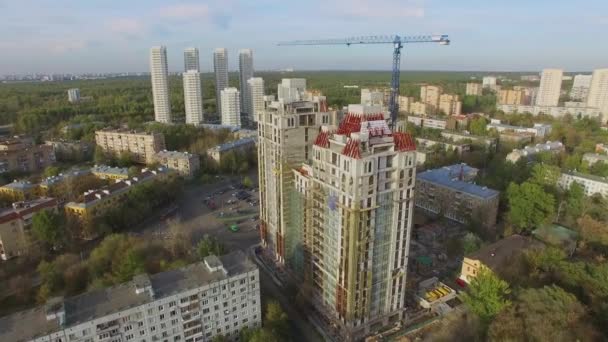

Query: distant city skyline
[0,0,606,74]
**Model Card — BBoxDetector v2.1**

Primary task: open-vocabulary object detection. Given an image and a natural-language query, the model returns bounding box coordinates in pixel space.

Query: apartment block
[409,102,428,116]
[438,94,462,115]
[207,138,256,163]
[45,140,93,161]
[558,172,608,197]
[239,49,254,120]
[0,251,261,342]
[183,70,204,126]
[184,47,200,72]
[0,137,55,174]
[498,89,526,105]
[420,85,442,110]
[586,69,608,115]
[248,77,265,122]
[0,181,36,201]
[95,129,166,164]
[155,151,200,178]
[214,48,229,115]
[150,46,172,123]
[221,88,241,128]
[506,141,564,163]
[67,88,80,103]
[361,89,384,106]
[487,119,552,137]
[536,69,563,106]
[465,83,483,96]
[482,76,497,88]
[398,96,414,113]
[415,137,470,155]
[91,165,129,180]
[0,198,57,260]
[291,105,417,340]
[570,74,592,101]
[406,115,447,130]
[440,131,497,149]
[257,83,330,264]
[416,164,499,228]
[583,153,608,166]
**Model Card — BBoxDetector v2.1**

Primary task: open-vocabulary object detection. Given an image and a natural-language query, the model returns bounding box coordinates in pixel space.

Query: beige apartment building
[0,197,57,260]
[291,104,418,340]
[420,85,442,110]
[257,79,331,264]
[155,150,200,178]
[466,83,483,96]
[499,89,526,105]
[95,129,166,164]
[398,96,414,113]
[409,101,428,116]
[416,164,499,228]
[0,137,55,174]
[438,94,462,115]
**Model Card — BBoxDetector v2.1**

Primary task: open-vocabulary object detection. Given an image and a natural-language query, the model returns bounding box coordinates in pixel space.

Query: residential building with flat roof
[409,101,428,115]
[239,49,254,120]
[207,138,256,163]
[420,85,442,110]
[91,165,129,180]
[0,137,55,174]
[415,137,470,156]
[214,48,229,115]
[487,119,552,138]
[221,88,241,128]
[0,181,36,201]
[95,129,166,164]
[586,68,608,116]
[0,197,57,260]
[558,171,608,197]
[407,115,447,130]
[506,141,564,163]
[183,47,200,72]
[438,94,461,116]
[497,103,602,119]
[67,88,80,103]
[155,150,200,178]
[291,107,417,341]
[361,88,385,106]
[398,96,414,113]
[416,164,499,228]
[183,70,204,126]
[536,69,563,107]
[482,76,497,89]
[150,46,172,123]
[248,77,265,122]
[0,251,261,341]
[498,89,526,105]
[440,131,497,149]
[570,74,592,101]
[466,83,482,96]
[583,153,608,166]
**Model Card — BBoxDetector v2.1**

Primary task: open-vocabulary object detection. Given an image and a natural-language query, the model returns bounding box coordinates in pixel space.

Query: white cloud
[107,18,144,36]
[159,4,210,19]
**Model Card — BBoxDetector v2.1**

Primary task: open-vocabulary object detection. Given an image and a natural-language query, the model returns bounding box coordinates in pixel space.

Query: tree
[242,176,253,188]
[461,268,511,325]
[197,236,226,260]
[43,166,61,178]
[462,232,482,254]
[565,182,585,221]
[488,286,598,341]
[211,335,229,342]
[94,146,108,165]
[469,117,488,136]
[529,163,560,189]
[577,215,608,246]
[31,210,65,249]
[117,151,135,167]
[506,181,555,232]
[264,300,289,340]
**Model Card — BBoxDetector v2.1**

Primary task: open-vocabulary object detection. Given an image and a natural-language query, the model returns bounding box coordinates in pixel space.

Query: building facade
[247,77,265,123]
[416,164,499,228]
[67,88,80,103]
[0,198,57,260]
[220,88,241,128]
[438,94,462,116]
[214,48,229,115]
[0,137,55,174]
[95,129,166,164]
[184,47,200,72]
[406,115,447,130]
[586,68,608,115]
[420,85,442,110]
[506,141,564,163]
[361,89,385,106]
[558,172,608,197]
[0,251,261,342]
[487,119,552,138]
[465,83,482,96]
[536,69,563,107]
[277,78,307,103]
[150,46,172,123]
[183,70,204,126]
[155,150,200,178]
[482,76,497,89]
[498,89,526,105]
[570,74,592,101]
[206,138,256,163]
[238,49,254,120]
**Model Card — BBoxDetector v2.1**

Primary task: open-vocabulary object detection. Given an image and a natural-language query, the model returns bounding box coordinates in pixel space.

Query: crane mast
[279,34,450,130]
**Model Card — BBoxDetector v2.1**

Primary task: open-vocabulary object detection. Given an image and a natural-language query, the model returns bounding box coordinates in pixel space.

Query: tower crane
[278,35,450,129]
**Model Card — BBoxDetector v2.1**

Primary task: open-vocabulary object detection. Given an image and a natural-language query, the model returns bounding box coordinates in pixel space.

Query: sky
[0,0,607,74]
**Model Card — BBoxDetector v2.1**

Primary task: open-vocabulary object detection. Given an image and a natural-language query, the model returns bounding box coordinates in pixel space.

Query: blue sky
[0,0,606,74]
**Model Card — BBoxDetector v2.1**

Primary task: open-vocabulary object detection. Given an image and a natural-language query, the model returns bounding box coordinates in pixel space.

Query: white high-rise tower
[221,88,241,127]
[183,70,204,126]
[536,69,563,106]
[239,49,254,119]
[214,48,229,115]
[586,69,608,115]
[247,77,264,122]
[150,46,172,123]
[184,47,200,72]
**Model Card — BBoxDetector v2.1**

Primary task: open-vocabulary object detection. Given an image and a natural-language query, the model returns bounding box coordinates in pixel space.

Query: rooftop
[1,180,34,191]
[96,128,160,136]
[563,171,608,184]
[512,141,564,156]
[0,251,256,342]
[40,169,91,187]
[0,197,57,224]
[208,138,256,153]
[418,164,499,199]
[91,165,129,176]
[468,235,540,271]
[156,150,198,159]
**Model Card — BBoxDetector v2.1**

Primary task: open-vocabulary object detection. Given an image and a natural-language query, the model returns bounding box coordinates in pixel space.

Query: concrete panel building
[361,88,385,106]
[583,152,608,166]
[220,88,241,128]
[67,88,80,103]
[183,70,204,126]
[277,78,307,103]
[155,150,200,178]
[207,138,256,164]
[248,77,265,122]
[506,141,564,163]
[95,129,166,164]
[150,46,172,123]
[487,119,552,138]
[291,106,417,340]
[482,76,497,89]
[498,89,526,105]
[558,171,608,197]
[420,85,442,110]
[536,69,563,106]
[0,198,57,260]
[239,49,254,120]
[570,74,592,101]
[184,47,200,72]
[438,94,462,116]
[214,48,229,115]
[0,251,261,342]
[0,137,55,174]
[409,102,428,116]
[586,68,608,115]
[466,83,482,96]
[398,96,414,113]
[416,164,499,228]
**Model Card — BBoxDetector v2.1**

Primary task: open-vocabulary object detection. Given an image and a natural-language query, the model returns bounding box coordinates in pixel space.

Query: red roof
[313,130,331,148]
[393,132,416,151]
[336,112,385,136]
[342,139,362,159]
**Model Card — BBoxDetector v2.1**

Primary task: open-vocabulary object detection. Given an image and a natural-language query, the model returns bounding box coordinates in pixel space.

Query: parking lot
[140,171,261,252]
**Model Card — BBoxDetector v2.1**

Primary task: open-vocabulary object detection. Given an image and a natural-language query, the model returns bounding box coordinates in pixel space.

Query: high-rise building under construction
[258,87,418,339]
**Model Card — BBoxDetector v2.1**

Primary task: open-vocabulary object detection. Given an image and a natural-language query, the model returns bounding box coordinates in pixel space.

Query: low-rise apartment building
[466,83,483,96]
[0,137,55,174]
[558,172,608,197]
[506,141,564,163]
[440,131,498,150]
[95,129,166,164]
[498,89,526,105]
[155,150,200,178]
[487,119,552,138]
[407,115,448,130]
[207,138,256,163]
[45,140,93,161]
[583,153,608,166]
[416,164,499,228]
[0,251,262,341]
[499,131,534,145]
[438,94,462,116]
[0,197,58,260]
[91,165,130,180]
[0,181,36,201]
[415,137,470,155]
[497,104,602,119]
